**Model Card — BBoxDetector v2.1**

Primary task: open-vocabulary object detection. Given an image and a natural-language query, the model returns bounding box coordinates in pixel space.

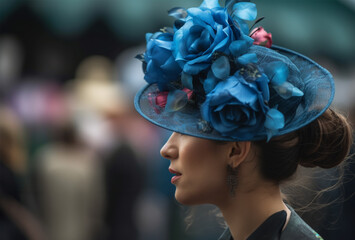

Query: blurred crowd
[0,0,355,240]
[0,36,226,239]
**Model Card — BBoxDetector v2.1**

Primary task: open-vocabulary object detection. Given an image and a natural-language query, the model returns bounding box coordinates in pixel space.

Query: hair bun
[298,109,352,168]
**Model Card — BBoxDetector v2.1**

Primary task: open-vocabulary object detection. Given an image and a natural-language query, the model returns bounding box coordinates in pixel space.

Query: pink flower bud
[250,27,272,48]
[148,88,193,114]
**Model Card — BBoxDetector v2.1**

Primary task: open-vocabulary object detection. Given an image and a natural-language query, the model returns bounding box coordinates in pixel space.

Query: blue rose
[173,6,241,75]
[201,70,270,139]
[144,32,182,91]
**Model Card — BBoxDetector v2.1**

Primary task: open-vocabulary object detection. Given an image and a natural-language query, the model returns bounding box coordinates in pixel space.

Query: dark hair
[255,108,353,183]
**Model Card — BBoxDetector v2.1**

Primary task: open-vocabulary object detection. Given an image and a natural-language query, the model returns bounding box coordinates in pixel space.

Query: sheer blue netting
[134,45,334,141]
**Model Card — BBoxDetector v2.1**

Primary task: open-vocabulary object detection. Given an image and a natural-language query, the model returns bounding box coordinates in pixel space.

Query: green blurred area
[0,0,354,62]
[255,0,355,62]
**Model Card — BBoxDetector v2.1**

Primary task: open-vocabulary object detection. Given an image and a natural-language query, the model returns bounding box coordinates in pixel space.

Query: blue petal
[256,73,270,101]
[273,81,304,100]
[227,80,258,106]
[229,40,249,57]
[214,102,230,112]
[150,48,170,64]
[189,29,210,53]
[266,129,277,142]
[213,8,229,26]
[220,107,240,127]
[201,99,211,122]
[154,38,173,50]
[212,56,230,80]
[241,34,255,45]
[265,61,289,86]
[237,53,258,65]
[186,25,203,49]
[204,77,218,94]
[145,33,153,42]
[165,90,188,112]
[292,87,304,97]
[232,17,250,35]
[211,25,230,52]
[149,32,162,41]
[264,108,285,130]
[160,56,181,76]
[173,23,189,61]
[181,72,194,89]
[144,61,159,83]
[183,62,210,75]
[174,19,186,30]
[187,8,215,26]
[160,55,175,70]
[189,16,216,38]
[232,2,257,21]
[200,0,220,9]
[168,7,188,20]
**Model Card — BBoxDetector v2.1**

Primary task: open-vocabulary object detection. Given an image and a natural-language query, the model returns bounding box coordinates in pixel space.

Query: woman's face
[160,132,231,205]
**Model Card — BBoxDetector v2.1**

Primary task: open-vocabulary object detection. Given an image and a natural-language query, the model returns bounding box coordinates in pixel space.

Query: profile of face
[160,132,234,205]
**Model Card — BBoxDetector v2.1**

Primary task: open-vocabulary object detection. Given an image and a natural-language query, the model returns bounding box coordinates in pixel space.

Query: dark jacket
[218,207,323,240]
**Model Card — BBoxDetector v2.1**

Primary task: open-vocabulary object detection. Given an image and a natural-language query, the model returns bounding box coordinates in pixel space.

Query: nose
[160,133,178,160]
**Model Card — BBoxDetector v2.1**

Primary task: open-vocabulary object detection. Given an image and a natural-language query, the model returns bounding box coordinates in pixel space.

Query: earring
[227,165,238,197]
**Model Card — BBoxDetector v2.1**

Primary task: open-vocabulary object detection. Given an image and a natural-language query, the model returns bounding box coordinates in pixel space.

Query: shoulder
[281,207,323,240]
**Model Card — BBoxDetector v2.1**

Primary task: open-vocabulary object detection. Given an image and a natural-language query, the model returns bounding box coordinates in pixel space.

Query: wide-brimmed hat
[134,0,334,141]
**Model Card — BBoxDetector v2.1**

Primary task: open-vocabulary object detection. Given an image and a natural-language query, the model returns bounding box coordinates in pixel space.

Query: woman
[134,0,353,239]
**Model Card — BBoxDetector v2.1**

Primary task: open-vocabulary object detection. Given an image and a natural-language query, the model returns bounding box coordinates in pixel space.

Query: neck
[218,184,290,240]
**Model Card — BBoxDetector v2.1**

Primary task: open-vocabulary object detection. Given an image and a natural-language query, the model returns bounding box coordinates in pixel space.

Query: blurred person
[116,46,194,240]
[34,121,104,240]
[94,90,145,240]
[67,55,145,240]
[0,36,23,98]
[68,55,128,152]
[134,1,353,239]
[0,105,26,175]
[102,111,144,240]
[0,105,45,240]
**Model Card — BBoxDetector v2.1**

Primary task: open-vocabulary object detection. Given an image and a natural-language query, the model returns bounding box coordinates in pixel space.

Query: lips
[169,168,182,175]
[169,168,182,184]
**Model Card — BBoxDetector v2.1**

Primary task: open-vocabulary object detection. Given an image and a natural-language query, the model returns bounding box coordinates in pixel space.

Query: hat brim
[134,45,334,141]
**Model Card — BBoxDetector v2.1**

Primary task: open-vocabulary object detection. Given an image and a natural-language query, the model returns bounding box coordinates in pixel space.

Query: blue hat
[134,0,334,141]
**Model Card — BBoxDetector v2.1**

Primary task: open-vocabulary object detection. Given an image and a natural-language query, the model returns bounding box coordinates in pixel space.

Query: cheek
[175,154,229,205]
[175,169,228,205]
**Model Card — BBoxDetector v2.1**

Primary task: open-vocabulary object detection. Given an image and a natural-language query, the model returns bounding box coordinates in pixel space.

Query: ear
[228,141,251,168]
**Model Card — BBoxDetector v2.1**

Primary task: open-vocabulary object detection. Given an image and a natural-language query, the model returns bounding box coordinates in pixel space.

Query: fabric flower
[201,70,270,139]
[250,27,272,48]
[231,2,257,35]
[148,88,193,114]
[144,32,182,91]
[173,3,242,75]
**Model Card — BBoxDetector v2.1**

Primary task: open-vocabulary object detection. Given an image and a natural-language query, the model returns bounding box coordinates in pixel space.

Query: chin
[174,189,208,205]
[175,195,199,205]
[175,190,195,205]
[175,187,228,206]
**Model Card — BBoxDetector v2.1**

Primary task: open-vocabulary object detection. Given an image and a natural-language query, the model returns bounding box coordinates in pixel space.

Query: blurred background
[0,0,354,240]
